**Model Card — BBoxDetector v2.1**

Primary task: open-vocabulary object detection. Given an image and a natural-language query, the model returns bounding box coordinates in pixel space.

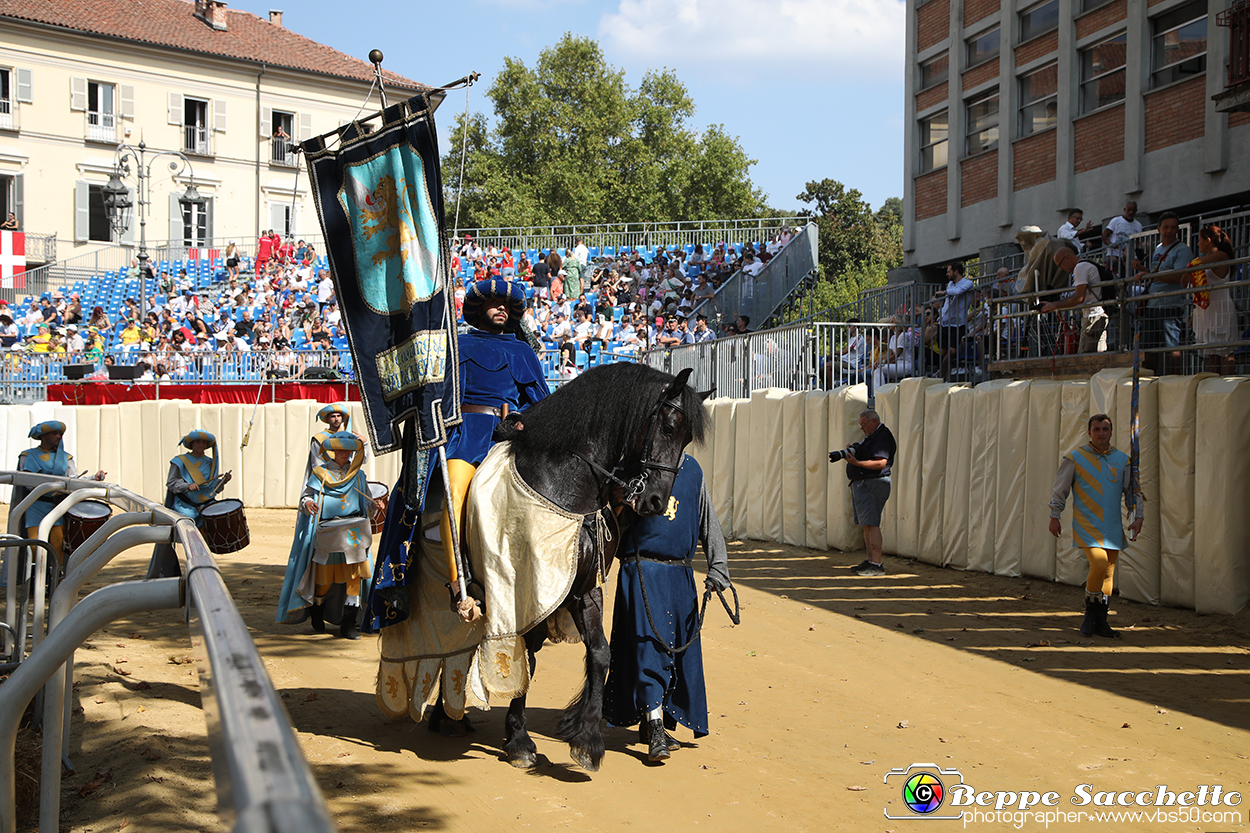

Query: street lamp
[104,140,206,322]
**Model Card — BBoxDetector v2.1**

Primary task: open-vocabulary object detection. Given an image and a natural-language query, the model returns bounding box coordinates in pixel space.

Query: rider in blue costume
[437,278,549,603]
[13,420,107,564]
[278,432,380,639]
[152,430,232,577]
[603,454,731,762]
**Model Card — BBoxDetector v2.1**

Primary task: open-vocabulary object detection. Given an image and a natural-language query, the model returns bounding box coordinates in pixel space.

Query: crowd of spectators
[448,227,798,375]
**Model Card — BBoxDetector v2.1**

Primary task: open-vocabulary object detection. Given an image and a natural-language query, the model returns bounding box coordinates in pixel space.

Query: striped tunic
[1049,444,1143,551]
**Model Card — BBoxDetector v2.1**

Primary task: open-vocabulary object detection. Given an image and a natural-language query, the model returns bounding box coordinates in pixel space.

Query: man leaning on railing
[1041,247,1108,354]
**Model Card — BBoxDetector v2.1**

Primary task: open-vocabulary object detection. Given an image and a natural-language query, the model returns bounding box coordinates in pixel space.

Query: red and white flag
[0,231,24,289]
[188,247,220,262]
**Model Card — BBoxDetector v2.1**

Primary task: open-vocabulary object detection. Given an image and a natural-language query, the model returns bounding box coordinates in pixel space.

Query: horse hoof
[508,751,537,769]
[570,745,600,772]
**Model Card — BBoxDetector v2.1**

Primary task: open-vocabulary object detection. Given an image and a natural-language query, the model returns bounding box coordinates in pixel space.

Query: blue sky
[232,0,906,213]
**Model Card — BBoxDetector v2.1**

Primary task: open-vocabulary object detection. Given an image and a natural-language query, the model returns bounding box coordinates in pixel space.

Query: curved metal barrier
[0,472,336,833]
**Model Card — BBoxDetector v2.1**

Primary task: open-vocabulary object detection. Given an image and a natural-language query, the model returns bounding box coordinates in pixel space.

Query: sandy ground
[14,507,1250,832]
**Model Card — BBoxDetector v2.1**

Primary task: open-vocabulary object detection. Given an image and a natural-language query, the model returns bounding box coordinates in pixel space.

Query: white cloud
[598,0,905,79]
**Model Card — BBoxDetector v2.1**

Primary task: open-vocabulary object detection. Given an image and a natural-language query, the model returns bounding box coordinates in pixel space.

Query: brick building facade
[903,0,1250,272]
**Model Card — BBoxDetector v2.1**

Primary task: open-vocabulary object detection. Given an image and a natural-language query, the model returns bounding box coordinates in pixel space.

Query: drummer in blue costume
[14,420,107,562]
[278,431,380,639]
[604,454,731,762]
[436,278,548,607]
[1049,413,1144,639]
[152,430,231,577]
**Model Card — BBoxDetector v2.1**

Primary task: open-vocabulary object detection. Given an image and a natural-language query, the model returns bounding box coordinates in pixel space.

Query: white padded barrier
[710,399,738,537]
[758,389,788,543]
[780,392,807,547]
[687,401,715,490]
[802,391,829,550]
[1156,374,1214,608]
[1055,381,1090,587]
[918,383,957,565]
[942,386,974,569]
[1194,377,1250,615]
[732,396,753,540]
[1115,377,1160,605]
[967,380,1008,574]
[1022,380,1061,581]
[994,380,1031,577]
[894,377,939,558]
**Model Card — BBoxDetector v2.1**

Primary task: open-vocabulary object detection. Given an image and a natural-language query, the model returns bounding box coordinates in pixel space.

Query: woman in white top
[873,315,917,387]
[1189,224,1238,375]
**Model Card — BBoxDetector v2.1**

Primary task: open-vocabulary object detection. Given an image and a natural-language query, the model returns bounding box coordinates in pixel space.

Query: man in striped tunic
[1048,414,1144,638]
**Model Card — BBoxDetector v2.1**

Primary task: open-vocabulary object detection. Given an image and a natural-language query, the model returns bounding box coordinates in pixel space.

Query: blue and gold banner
[301,93,460,469]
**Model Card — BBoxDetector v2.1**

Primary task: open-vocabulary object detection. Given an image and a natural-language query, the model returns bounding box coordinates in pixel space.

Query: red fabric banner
[46,382,360,406]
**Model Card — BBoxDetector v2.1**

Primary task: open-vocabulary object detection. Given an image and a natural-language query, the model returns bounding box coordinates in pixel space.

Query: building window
[86,81,116,143]
[920,110,949,172]
[271,111,295,165]
[1151,0,1207,88]
[1080,33,1128,112]
[183,96,210,154]
[967,28,1001,67]
[965,89,999,155]
[920,53,949,90]
[1019,0,1060,42]
[87,184,112,242]
[0,70,11,131]
[1018,64,1058,135]
[181,199,210,247]
[1081,0,1113,11]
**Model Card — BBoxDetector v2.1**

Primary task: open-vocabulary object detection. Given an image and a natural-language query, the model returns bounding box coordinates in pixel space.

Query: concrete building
[902,0,1250,272]
[0,0,426,265]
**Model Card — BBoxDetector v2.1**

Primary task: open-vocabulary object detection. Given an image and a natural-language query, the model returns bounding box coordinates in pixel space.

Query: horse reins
[570,393,687,509]
[633,558,741,655]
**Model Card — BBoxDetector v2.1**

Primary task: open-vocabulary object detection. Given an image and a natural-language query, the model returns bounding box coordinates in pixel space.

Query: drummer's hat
[180,430,217,449]
[29,420,67,439]
[462,278,525,330]
[317,403,350,425]
[321,431,361,453]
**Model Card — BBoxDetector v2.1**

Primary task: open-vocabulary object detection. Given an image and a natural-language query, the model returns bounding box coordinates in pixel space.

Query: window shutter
[170,193,182,246]
[120,85,135,118]
[298,112,313,141]
[213,98,227,132]
[70,76,87,111]
[16,69,32,103]
[120,188,135,246]
[205,197,214,246]
[291,203,300,238]
[168,92,183,125]
[260,106,272,139]
[74,181,89,243]
[13,174,23,229]
[269,202,284,234]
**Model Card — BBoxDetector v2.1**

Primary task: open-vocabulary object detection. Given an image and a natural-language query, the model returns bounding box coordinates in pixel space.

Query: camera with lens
[829,441,861,463]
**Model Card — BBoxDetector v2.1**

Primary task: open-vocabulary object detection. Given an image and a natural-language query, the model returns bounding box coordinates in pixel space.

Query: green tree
[441,35,765,229]
[793,178,903,318]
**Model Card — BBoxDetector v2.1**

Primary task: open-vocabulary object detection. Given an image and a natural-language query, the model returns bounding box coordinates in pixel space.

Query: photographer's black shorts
[851,477,891,527]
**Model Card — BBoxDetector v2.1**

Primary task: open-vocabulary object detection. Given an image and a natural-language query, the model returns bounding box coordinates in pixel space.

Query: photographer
[830,409,896,576]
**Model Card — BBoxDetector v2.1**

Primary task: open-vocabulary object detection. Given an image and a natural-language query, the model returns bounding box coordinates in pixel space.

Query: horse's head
[623,368,712,516]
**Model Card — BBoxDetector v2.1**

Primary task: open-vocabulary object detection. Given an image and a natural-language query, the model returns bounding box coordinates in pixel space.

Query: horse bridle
[572,390,687,508]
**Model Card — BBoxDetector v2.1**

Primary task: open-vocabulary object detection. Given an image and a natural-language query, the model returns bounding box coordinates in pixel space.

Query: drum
[64,500,113,560]
[367,481,389,535]
[201,499,250,555]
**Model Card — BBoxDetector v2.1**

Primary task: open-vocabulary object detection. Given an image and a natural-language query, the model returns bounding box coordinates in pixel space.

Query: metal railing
[0,348,355,403]
[0,473,336,833]
[451,217,808,256]
[1219,0,1250,86]
[692,223,819,330]
[0,98,12,131]
[987,254,1250,373]
[642,320,816,397]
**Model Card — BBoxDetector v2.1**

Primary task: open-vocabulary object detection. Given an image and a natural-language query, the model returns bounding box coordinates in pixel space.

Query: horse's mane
[496,363,708,459]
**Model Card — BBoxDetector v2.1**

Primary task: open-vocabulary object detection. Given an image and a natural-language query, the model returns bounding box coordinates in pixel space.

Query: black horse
[477,362,707,770]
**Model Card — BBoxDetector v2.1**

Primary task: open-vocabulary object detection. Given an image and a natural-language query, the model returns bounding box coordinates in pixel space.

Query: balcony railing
[182,124,212,156]
[0,97,13,131]
[86,111,116,143]
[1219,0,1250,86]
[270,138,296,167]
